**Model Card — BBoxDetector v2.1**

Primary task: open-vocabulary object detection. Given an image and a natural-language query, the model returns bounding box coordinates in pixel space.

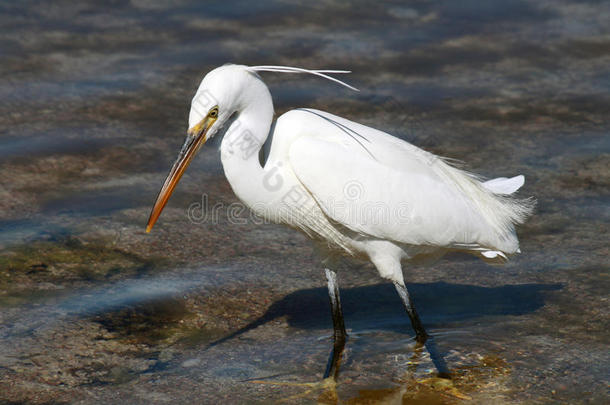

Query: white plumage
[146,63,534,348]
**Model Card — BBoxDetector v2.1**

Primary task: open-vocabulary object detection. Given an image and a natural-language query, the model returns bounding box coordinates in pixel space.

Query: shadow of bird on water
[209,281,561,346]
[207,281,561,377]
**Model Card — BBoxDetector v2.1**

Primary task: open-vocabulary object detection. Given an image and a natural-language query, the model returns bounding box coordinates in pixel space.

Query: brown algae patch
[0,235,160,305]
[257,350,512,404]
[340,353,511,404]
[92,296,194,346]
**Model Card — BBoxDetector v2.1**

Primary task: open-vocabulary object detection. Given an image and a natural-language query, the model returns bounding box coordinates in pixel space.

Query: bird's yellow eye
[209,108,218,118]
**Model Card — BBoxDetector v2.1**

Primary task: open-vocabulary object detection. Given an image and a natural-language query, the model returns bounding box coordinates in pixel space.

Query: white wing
[285,109,531,254]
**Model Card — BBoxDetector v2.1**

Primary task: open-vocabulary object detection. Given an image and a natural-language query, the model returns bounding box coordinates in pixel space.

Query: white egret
[146,64,534,377]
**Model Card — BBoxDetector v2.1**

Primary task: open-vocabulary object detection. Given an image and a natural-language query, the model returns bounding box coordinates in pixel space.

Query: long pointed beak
[146,117,214,233]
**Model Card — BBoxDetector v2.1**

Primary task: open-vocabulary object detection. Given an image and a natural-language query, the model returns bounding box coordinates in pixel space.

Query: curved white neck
[219,92,274,208]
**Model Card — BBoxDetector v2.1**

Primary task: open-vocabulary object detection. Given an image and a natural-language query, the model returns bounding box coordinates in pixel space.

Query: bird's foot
[250,376,338,403]
[415,377,471,400]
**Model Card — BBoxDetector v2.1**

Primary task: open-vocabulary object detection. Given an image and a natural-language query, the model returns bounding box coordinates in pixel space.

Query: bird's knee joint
[370,257,404,284]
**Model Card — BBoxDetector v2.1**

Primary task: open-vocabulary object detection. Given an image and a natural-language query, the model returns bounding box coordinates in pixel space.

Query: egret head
[146,64,267,232]
[146,64,356,233]
[188,64,263,138]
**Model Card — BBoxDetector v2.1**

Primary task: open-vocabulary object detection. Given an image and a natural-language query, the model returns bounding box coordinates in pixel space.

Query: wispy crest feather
[247,65,359,92]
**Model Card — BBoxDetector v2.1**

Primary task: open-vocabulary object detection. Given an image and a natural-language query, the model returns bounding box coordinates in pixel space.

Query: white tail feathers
[247,65,359,92]
[483,175,525,195]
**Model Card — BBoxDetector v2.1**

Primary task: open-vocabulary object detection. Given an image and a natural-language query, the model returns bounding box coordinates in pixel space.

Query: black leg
[393,281,429,344]
[323,269,347,380]
[424,336,451,378]
[394,281,451,378]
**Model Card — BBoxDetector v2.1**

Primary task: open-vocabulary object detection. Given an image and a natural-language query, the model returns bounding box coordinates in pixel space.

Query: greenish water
[0,0,608,403]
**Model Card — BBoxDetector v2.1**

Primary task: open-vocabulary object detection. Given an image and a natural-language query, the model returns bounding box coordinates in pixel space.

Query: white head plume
[247,65,359,92]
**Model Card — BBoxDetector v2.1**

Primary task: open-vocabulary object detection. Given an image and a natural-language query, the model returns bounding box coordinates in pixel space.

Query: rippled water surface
[1,0,608,403]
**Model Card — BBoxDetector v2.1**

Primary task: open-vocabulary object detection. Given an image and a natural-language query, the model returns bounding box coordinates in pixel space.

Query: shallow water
[1,0,608,403]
